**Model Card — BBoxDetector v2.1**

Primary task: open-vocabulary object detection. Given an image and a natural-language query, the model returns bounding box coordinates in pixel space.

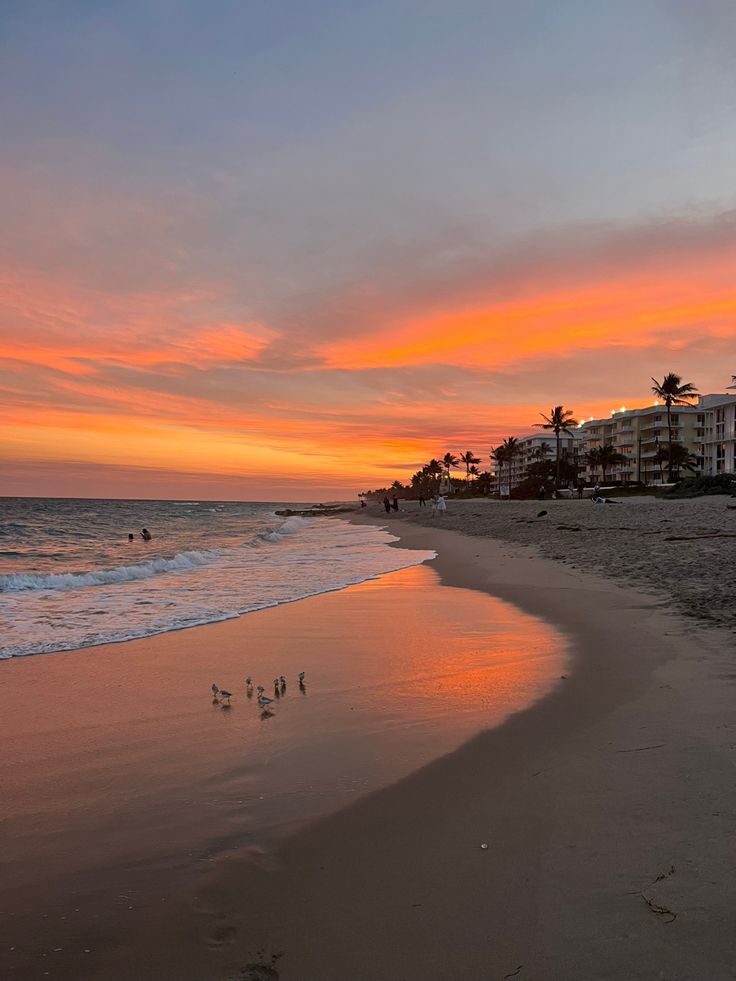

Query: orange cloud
[3,214,736,498]
[320,242,736,369]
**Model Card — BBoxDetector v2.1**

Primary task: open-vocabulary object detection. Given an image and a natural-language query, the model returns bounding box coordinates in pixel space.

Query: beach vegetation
[650,373,699,481]
[654,444,699,481]
[442,452,460,476]
[662,473,736,498]
[490,437,519,498]
[459,450,481,487]
[585,444,628,482]
[534,406,579,488]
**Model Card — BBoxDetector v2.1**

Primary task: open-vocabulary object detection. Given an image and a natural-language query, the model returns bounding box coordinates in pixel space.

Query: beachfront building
[493,431,584,492]
[577,403,705,485]
[701,393,736,476]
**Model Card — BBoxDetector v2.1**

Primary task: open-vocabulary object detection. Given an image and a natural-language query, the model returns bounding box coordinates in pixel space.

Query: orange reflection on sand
[343,565,566,719]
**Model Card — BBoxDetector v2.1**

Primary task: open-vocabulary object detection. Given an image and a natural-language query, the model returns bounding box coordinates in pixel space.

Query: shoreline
[76,512,736,980]
[1,550,566,981]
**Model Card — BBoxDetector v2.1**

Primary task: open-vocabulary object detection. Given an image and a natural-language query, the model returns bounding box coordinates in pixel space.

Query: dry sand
[77,514,736,981]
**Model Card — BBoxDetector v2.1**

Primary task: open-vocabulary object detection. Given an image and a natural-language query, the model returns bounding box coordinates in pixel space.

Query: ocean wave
[258,515,308,543]
[0,549,221,592]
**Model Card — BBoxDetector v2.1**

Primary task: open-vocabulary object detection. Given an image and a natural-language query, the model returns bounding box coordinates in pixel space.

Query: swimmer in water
[141,528,152,541]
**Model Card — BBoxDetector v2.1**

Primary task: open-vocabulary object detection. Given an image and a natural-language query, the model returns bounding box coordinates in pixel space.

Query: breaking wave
[1,549,221,592]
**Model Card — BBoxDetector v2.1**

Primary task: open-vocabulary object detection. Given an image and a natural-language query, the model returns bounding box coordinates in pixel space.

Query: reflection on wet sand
[0,563,567,981]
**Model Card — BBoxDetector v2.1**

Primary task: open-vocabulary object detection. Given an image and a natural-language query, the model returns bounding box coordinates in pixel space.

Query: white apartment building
[701,393,736,476]
[492,393,736,495]
[496,430,583,492]
[578,403,705,485]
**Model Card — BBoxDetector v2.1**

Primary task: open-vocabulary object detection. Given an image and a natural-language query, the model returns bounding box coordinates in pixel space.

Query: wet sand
[0,562,566,981]
[77,517,736,981]
[390,494,736,631]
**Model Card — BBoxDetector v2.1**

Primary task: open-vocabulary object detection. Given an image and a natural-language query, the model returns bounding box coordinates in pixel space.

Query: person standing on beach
[436,494,447,518]
[383,496,391,513]
[391,495,399,511]
[418,495,426,507]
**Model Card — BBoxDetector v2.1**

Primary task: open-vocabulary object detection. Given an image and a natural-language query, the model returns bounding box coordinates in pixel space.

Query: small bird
[298,671,305,684]
[279,675,287,690]
[211,683,220,696]
[273,679,281,699]
[245,676,253,687]
[256,685,265,695]
[257,694,273,707]
[219,689,232,706]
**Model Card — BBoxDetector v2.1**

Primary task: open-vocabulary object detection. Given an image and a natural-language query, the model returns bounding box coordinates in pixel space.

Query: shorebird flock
[211,673,306,718]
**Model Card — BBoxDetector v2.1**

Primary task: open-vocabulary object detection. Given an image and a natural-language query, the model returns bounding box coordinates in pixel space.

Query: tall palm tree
[423,459,444,494]
[490,444,507,496]
[533,441,552,462]
[459,450,481,487]
[442,452,460,476]
[501,437,520,496]
[650,373,699,481]
[535,406,579,489]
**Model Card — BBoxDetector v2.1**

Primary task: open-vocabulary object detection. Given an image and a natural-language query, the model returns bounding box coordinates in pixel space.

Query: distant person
[538,486,546,500]
[594,483,601,498]
[391,495,399,511]
[429,496,438,517]
[592,496,620,505]
[383,496,391,514]
[436,494,447,518]
[141,528,152,541]
[419,495,426,507]
[360,499,366,508]
[577,483,584,500]
[128,533,134,542]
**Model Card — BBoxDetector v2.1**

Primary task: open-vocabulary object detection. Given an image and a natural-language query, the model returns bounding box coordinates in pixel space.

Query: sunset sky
[2,1,736,500]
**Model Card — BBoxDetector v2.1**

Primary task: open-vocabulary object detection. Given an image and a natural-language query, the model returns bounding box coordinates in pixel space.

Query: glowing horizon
[2,3,735,500]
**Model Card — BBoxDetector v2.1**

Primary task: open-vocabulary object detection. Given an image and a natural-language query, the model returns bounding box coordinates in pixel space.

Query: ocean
[0,497,434,659]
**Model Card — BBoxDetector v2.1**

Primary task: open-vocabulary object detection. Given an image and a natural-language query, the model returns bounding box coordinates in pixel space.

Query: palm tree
[442,452,460,476]
[501,437,520,496]
[650,373,699,481]
[490,444,507,496]
[490,437,520,497]
[586,444,627,483]
[654,443,698,482]
[423,459,444,494]
[535,406,579,489]
[459,450,481,487]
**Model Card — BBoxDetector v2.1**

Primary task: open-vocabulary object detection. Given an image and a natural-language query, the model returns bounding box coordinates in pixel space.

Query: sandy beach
[172,519,736,981]
[1,559,566,981]
[388,494,736,632]
[6,503,731,980]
